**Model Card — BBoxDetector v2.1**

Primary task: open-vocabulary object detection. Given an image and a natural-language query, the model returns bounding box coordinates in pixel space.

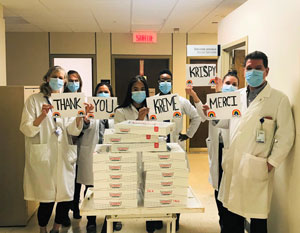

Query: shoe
[113,222,122,231]
[86,224,97,233]
[61,216,71,227]
[155,221,163,230]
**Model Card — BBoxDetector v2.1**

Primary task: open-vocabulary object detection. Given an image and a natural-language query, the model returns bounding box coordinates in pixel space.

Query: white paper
[186,64,217,86]
[146,94,182,121]
[87,97,117,119]
[51,93,85,118]
[206,91,242,120]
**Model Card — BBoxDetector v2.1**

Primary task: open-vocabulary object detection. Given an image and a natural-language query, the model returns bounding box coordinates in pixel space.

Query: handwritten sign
[186,64,217,86]
[147,94,181,121]
[206,92,242,119]
[51,93,85,118]
[87,97,118,119]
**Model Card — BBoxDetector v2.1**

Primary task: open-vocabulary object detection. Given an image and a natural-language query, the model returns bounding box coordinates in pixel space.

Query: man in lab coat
[218,51,295,233]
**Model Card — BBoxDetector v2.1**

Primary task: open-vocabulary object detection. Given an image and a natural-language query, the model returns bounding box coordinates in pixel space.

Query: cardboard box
[144,197,187,207]
[94,199,138,209]
[145,178,189,189]
[144,170,189,179]
[93,181,137,190]
[143,160,188,171]
[114,120,175,136]
[94,190,138,200]
[94,152,138,163]
[93,163,137,173]
[94,144,111,153]
[144,188,188,199]
[111,141,167,153]
[94,171,138,182]
[104,129,159,143]
[143,143,186,162]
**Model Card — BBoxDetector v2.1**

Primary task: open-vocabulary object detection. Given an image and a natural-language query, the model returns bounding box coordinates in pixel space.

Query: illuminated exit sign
[133,32,157,43]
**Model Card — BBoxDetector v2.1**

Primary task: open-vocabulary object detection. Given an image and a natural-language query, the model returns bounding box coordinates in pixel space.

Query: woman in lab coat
[114,75,150,123]
[20,66,84,233]
[186,70,239,230]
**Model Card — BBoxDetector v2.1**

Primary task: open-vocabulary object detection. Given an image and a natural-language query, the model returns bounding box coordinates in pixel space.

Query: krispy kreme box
[145,177,189,189]
[94,199,138,209]
[111,140,167,153]
[143,143,186,162]
[93,181,137,190]
[93,163,137,173]
[114,120,174,136]
[104,129,159,143]
[144,170,189,180]
[94,152,137,163]
[94,189,138,200]
[94,171,138,183]
[144,197,187,208]
[143,160,188,171]
[144,187,188,199]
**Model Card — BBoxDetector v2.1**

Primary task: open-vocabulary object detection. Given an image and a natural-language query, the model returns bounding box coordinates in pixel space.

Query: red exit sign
[133,32,157,43]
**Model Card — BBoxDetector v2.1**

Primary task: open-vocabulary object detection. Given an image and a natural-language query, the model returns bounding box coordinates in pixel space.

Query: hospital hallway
[0,153,220,233]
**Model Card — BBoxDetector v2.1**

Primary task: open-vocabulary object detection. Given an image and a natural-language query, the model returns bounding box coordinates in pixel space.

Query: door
[114,57,170,105]
[188,59,217,150]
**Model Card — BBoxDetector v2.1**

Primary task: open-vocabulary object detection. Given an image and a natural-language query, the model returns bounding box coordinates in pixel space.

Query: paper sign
[87,97,118,119]
[51,93,85,118]
[186,64,217,86]
[206,92,242,119]
[147,94,182,121]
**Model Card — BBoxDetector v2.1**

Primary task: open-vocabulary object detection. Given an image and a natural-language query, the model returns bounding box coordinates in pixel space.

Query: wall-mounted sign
[133,32,157,43]
[187,45,220,57]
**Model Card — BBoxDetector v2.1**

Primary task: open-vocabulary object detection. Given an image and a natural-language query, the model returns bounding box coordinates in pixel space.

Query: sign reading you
[206,92,242,119]
[186,64,217,86]
[146,94,182,121]
[87,97,118,119]
[51,93,85,118]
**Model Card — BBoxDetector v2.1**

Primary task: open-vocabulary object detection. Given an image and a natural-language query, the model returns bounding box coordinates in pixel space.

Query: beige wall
[96,33,111,83]
[188,33,217,45]
[218,0,300,232]
[0,5,6,86]
[6,32,49,85]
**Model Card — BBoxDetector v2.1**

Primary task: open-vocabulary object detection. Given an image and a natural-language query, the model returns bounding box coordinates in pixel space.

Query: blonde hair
[40,66,66,96]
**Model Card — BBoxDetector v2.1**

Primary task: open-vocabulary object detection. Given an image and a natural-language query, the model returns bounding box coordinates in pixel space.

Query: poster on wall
[51,93,85,118]
[146,94,182,121]
[87,97,118,119]
[206,91,242,119]
[186,64,217,86]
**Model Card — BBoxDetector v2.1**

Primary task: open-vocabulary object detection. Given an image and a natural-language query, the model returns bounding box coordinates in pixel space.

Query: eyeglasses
[51,76,64,79]
[158,80,172,83]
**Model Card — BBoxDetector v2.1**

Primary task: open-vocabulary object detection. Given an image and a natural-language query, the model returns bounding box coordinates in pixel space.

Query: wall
[218,0,300,232]
[0,5,6,86]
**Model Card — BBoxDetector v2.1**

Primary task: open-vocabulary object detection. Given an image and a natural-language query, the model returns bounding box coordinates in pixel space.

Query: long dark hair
[40,66,66,96]
[94,82,114,97]
[117,75,149,109]
[223,70,239,85]
[64,70,83,93]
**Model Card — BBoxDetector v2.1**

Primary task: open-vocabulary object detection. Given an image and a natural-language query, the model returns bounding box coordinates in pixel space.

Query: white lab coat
[20,93,83,202]
[114,104,146,124]
[76,119,113,185]
[218,83,295,219]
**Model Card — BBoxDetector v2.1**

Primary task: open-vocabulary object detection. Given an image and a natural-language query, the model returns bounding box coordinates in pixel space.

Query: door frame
[111,55,173,93]
[186,56,218,153]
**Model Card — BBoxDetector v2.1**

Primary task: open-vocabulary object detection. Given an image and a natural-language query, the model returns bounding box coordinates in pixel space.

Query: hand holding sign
[41,104,53,117]
[137,107,149,120]
[83,103,94,123]
[215,77,223,92]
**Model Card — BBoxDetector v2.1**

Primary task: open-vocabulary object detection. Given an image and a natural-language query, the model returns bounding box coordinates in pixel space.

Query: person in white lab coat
[186,70,240,231]
[217,51,295,233]
[114,75,150,124]
[20,66,84,233]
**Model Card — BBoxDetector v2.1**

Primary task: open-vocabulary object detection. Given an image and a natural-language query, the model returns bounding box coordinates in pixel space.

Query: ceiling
[0,0,247,33]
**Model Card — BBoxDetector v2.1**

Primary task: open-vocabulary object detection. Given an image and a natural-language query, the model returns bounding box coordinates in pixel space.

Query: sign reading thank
[186,64,217,86]
[206,92,242,119]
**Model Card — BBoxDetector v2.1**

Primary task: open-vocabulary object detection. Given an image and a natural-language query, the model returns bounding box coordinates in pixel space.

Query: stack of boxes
[92,120,189,209]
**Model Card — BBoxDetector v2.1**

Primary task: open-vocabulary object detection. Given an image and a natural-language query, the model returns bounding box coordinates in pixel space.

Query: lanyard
[44,96,56,122]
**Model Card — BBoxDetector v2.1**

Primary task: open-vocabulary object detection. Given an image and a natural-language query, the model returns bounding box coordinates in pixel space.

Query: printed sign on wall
[186,64,217,86]
[146,94,181,121]
[87,97,118,119]
[51,93,85,118]
[206,92,242,119]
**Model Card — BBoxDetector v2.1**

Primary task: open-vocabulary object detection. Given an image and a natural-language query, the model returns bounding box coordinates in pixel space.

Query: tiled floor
[0,153,219,233]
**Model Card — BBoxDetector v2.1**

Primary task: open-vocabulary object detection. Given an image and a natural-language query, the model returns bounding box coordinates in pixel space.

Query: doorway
[112,56,172,105]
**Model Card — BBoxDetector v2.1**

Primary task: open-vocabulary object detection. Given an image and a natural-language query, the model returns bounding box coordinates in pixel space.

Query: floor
[0,153,220,233]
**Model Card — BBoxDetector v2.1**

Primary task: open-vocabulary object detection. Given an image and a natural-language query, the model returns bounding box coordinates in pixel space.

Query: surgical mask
[49,78,64,91]
[97,92,110,98]
[246,69,264,87]
[67,81,80,92]
[131,91,146,104]
[222,84,237,93]
[159,81,172,94]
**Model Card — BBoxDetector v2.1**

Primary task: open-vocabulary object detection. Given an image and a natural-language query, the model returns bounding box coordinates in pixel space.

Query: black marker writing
[153,96,179,114]
[209,96,238,109]
[53,97,81,110]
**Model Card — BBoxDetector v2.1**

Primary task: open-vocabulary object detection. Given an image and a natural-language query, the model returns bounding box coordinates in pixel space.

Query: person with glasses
[20,66,86,233]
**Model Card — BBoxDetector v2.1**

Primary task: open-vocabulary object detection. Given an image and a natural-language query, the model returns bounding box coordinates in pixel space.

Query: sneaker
[113,222,122,231]
[86,224,97,233]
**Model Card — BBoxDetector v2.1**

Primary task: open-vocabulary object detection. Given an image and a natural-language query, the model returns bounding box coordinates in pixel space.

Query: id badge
[256,130,265,143]
[55,127,62,136]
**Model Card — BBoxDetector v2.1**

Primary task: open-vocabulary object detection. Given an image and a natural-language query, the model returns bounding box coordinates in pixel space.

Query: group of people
[20,50,295,233]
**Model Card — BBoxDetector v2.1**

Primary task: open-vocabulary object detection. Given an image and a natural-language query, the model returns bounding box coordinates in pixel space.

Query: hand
[84,103,94,124]
[202,104,210,116]
[137,107,149,120]
[215,77,223,92]
[41,104,53,117]
[267,162,274,172]
[185,85,200,103]
[179,133,189,141]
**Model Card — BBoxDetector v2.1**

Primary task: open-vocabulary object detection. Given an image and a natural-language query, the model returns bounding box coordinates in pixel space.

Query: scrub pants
[37,202,71,227]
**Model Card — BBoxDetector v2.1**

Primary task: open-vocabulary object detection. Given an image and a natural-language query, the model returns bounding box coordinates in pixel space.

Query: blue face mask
[246,69,264,87]
[159,81,172,94]
[49,78,64,91]
[67,81,80,92]
[97,92,110,98]
[222,84,237,93]
[131,91,146,104]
